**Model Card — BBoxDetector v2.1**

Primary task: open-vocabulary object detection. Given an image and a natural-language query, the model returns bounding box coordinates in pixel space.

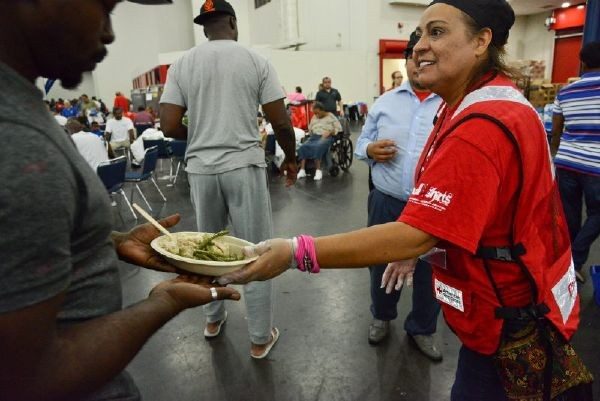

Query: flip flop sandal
[203,311,228,338]
[251,327,280,359]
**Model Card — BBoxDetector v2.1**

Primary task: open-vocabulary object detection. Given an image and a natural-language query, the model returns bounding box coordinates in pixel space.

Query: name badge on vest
[434,278,464,312]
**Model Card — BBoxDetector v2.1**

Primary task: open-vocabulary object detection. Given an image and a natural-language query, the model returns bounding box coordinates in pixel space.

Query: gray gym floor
[114,124,599,401]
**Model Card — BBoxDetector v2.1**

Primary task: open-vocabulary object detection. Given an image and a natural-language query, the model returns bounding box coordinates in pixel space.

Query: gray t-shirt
[0,63,139,401]
[160,40,285,174]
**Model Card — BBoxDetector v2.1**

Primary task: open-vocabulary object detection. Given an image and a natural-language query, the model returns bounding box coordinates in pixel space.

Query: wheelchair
[302,116,353,177]
[327,117,353,176]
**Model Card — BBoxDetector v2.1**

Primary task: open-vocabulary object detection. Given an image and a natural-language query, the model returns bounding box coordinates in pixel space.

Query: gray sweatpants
[188,166,274,345]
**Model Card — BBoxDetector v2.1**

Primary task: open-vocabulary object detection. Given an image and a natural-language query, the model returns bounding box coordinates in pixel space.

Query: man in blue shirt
[61,99,79,118]
[355,32,443,361]
[551,41,600,284]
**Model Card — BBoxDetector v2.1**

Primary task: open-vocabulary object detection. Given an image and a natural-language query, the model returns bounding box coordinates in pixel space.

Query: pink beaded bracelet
[294,235,320,274]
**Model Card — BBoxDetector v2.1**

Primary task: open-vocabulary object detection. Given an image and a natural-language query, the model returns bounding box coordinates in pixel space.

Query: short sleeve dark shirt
[0,62,140,401]
[315,88,342,113]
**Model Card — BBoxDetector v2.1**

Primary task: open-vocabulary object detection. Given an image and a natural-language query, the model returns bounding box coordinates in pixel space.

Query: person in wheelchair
[297,101,342,181]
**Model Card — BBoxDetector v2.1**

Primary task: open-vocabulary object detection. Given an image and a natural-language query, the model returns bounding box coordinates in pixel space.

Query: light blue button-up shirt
[355,82,442,201]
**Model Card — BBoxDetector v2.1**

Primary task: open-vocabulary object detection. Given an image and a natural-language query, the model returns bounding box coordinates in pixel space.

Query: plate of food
[150,230,257,276]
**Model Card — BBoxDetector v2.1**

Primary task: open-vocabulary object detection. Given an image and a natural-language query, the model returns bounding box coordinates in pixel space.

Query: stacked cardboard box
[528,83,559,108]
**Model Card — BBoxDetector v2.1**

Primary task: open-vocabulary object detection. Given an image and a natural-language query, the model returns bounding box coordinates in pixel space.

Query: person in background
[79,94,96,116]
[316,76,343,115]
[297,101,341,181]
[66,118,110,171]
[124,105,136,121]
[0,1,240,400]
[134,105,154,126]
[61,99,79,118]
[146,105,157,120]
[55,98,65,113]
[92,96,101,109]
[160,0,297,359]
[287,86,306,104]
[53,107,68,127]
[551,40,600,284]
[114,91,130,112]
[130,125,166,166]
[220,1,594,400]
[105,107,135,153]
[541,102,554,144]
[355,31,443,360]
[90,121,104,138]
[390,70,403,90]
[86,104,105,126]
[97,98,109,115]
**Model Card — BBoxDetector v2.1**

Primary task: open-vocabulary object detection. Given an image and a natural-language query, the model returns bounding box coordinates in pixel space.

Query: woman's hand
[112,214,181,273]
[217,239,293,285]
[381,259,417,294]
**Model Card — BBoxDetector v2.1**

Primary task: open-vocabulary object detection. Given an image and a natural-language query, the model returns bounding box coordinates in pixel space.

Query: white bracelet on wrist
[289,237,298,270]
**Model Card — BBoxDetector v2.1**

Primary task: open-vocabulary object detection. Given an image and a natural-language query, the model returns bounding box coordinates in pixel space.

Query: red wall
[550,5,586,30]
[552,35,582,83]
[550,4,585,83]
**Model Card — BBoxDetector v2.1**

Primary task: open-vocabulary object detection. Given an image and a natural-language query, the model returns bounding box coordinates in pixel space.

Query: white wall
[522,13,555,79]
[248,0,283,46]
[85,1,558,106]
[38,73,97,102]
[255,48,370,103]
[507,16,528,60]
[505,13,556,80]
[92,1,195,102]
[246,0,424,103]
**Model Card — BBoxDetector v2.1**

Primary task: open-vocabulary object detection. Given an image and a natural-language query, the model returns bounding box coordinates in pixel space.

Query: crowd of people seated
[46,91,162,172]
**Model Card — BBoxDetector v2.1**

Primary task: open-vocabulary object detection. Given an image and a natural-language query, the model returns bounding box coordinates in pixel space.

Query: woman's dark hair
[312,101,325,111]
[580,41,600,69]
[296,86,302,93]
[460,11,521,83]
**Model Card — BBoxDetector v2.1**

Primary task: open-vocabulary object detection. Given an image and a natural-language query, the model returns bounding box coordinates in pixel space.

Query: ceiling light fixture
[561,2,571,7]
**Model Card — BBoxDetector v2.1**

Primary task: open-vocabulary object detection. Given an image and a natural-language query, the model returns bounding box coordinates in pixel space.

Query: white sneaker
[297,169,307,179]
[314,169,323,180]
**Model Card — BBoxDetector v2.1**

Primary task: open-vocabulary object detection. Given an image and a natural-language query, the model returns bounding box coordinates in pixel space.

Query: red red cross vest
[416,74,580,355]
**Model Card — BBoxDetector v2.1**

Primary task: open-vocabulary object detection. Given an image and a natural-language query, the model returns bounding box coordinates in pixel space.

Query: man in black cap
[0,2,240,400]
[355,31,443,360]
[161,0,297,359]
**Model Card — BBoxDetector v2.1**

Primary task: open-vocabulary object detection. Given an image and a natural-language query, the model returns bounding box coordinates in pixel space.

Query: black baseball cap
[194,0,236,25]
[404,31,420,59]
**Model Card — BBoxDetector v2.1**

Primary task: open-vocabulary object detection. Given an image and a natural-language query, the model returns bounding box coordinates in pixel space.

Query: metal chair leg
[173,161,181,185]
[120,189,137,219]
[151,177,167,202]
[136,183,153,211]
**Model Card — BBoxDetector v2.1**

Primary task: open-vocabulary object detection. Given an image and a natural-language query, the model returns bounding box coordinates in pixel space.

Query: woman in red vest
[218,0,593,399]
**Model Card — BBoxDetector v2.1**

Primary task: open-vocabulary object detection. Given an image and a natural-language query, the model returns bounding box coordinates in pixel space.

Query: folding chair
[135,123,153,137]
[143,138,173,179]
[169,139,187,186]
[97,156,136,219]
[125,146,166,212]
